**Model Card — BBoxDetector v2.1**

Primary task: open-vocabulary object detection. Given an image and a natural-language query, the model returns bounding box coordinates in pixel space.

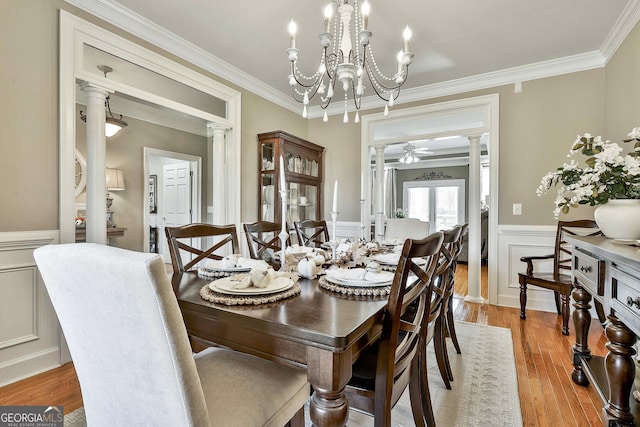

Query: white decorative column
[81,83,110,245]
[207,123,229,225]
[374,145,386,241]
[466,135,484,303]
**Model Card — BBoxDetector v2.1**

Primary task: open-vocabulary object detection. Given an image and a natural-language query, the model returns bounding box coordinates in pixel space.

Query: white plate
[371,254,427,266]
[324,275,392,288]
[209,276,294,295]
[201,266,252,273]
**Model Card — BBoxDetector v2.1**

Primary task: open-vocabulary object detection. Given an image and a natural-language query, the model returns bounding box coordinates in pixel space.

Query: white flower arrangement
[537,128,640,217]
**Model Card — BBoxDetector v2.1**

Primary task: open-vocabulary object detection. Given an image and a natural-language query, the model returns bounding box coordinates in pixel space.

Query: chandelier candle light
[279,155,289,262]
[287,1,413,123]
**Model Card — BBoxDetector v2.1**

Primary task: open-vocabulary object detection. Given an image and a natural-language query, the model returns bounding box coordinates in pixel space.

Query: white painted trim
[361,94,500,304]
[59,12,242,247]
[601,0,640,61]
[0,230,63,386]
[0,230,59,248]
[64,0,640,118]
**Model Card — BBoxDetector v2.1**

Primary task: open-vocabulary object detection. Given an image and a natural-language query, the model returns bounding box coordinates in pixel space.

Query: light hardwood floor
[0,265,608,426]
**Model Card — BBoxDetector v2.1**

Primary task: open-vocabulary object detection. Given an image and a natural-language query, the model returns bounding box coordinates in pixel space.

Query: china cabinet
[257,131,324,227]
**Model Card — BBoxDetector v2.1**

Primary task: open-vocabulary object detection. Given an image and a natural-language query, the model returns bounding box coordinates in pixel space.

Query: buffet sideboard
[568,235,640,426]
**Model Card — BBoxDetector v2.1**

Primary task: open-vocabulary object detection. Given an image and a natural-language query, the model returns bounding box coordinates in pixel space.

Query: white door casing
[162,162,192,263]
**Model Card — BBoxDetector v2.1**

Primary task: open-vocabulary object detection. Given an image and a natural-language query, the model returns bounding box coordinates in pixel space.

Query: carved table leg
[602,315,637,426]
[572,285,592,386]
[307,347,351,427]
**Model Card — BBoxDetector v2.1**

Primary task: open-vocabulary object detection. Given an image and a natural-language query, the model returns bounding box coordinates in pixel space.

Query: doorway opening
[144,148,202,262]
[360,94,499,304]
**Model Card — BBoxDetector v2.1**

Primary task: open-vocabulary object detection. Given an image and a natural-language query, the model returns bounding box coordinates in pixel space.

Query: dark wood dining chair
[345,232,444,427]
[243,220,289,267]
[433,224,463,390]
[519,219,601,335]
[165,223,239,274]
[294,219,330,247]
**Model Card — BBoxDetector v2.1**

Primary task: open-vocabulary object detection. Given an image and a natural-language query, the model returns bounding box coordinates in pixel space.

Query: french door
[403,179,465,233]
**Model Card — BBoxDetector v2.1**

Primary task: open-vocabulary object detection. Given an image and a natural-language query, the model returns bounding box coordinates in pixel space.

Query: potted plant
[537,128,640,238]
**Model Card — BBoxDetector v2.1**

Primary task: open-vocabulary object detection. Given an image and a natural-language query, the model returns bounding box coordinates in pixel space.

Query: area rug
[64,322,521,427]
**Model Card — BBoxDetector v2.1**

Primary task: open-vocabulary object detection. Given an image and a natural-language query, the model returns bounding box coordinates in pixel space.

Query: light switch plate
[513,203,522,215]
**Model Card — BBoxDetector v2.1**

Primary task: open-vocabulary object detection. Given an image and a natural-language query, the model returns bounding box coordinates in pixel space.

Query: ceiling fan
[398,143,433,164]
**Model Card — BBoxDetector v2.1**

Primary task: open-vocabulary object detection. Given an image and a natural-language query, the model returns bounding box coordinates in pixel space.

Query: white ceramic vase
[594,199,640,239]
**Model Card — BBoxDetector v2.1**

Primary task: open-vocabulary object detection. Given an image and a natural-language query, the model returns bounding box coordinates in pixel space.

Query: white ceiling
[69,0,640,119]
[68,0,639,163]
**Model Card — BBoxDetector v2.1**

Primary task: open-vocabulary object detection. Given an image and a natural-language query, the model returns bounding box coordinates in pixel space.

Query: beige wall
[307,68,606,225]
[605,18,640,142]
[2,0,640,234]
[75,107,208,252]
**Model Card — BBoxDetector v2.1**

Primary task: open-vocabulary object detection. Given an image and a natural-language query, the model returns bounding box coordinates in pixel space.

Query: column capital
[79,81,111,97]
[374,145,386,153]
[467,134,482,144]
[207,122,231,136]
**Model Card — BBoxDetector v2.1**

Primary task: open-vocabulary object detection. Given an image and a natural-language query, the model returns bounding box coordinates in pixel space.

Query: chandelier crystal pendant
[287,0,413,123]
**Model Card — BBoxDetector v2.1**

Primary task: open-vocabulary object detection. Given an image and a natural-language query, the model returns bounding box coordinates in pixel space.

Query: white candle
[288,20,297,49]
[362,1,370,31]
[332,180,338,212]
[279,155,286,192]
[403,26,412,53]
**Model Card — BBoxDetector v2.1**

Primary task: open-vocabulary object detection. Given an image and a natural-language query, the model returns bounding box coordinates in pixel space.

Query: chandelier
[287,0,413,123]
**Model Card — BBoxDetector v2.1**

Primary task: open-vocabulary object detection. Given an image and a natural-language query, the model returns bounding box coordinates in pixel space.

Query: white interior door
[404,179,465,233]
[161,162,192,263]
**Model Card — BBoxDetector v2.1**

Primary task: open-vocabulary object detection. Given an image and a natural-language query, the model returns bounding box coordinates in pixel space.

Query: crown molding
[66,0,640,120]
[64,0,295,110]
[308,50,607,119]
[600,0,640,62]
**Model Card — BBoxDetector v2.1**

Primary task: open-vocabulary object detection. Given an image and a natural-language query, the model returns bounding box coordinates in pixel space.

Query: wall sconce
[80,95,128,137]
[106,168,125,226]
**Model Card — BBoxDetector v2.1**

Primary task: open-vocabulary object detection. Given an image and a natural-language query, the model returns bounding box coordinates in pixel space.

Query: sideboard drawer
[611,264,640,334]
[573,248,604,296]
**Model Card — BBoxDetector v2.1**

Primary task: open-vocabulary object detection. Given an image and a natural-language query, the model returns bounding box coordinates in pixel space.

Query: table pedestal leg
[307,347,351,427]
[310,387,349,427]
[572,285,592,386]
[602,315,636,426]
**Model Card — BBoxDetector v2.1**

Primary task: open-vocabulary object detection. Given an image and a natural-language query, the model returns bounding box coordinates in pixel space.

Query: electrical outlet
[513,203,522,215]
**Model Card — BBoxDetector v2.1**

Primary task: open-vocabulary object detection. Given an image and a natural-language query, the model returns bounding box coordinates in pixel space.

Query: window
[403,179,466,232]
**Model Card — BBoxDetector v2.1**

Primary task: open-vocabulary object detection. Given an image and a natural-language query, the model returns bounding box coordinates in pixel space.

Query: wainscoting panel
[0,230,60,386]
[497,225,562,313]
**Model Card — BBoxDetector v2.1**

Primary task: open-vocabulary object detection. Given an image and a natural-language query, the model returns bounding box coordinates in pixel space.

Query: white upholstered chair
[34,243,309,427]
[384,218,430,242]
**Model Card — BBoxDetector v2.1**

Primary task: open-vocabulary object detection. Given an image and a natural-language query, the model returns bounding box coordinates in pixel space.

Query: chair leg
[285,407,305,427]
[446,296,461,355]
[554,291,562,315]
[418,346,437,427]
[434,315,452,390]
[519,280,527,320]
[409,353,427,427]
[561,293,570,336]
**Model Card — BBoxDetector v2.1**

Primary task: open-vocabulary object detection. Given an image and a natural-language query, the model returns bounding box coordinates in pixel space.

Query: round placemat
[198,267,247,279]
[318,277,391,297]
[200,283,301,306]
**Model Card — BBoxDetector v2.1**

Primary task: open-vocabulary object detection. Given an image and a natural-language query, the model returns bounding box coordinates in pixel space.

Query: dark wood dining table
[171,271,389,427]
